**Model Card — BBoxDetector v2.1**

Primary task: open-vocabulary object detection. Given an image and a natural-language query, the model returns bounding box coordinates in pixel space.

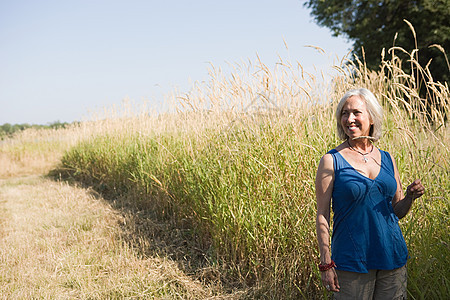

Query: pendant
[362,155,369,163]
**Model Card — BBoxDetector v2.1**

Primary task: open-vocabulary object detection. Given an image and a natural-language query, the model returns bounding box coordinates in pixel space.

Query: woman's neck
[347,138,373,152]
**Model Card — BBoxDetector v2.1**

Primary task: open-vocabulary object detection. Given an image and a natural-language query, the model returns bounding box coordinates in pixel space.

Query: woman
[315,88,424,299]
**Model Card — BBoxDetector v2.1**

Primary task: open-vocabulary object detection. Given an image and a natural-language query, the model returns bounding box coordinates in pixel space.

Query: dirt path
[0,175,229,299]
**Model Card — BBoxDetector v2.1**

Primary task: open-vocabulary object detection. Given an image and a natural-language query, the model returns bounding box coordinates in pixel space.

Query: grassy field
[0,175,237,299]
[1,42,449,298]
[0,131,240,298]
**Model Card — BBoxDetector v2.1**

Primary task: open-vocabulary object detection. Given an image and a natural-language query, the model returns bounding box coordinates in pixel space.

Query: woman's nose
[347,113,356,122]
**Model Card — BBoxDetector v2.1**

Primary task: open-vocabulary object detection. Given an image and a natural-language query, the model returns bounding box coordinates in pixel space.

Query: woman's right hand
[321,268,340,292]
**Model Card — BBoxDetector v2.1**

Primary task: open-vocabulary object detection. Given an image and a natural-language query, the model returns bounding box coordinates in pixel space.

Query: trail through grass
[0,175,239,299]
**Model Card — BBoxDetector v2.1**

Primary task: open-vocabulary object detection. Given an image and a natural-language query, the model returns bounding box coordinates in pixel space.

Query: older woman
[315,88,425,299]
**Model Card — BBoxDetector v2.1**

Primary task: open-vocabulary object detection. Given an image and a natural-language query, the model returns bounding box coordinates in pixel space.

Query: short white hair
[335,88,383,141]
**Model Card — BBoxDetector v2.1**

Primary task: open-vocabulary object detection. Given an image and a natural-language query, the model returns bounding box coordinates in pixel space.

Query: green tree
[48,120,69,129]
[304,0,450,84]
[1,123,13,135]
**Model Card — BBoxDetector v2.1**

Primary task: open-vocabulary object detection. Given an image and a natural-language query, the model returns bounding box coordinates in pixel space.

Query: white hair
[335,88,383,141]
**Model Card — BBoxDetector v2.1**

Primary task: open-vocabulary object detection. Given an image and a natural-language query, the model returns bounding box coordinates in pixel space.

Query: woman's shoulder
[319,143,346,170]
[325,142,347,155]
[377,148,393,159]
[318,151,334,171]
[378,148,396,166]
[320,142,347,160]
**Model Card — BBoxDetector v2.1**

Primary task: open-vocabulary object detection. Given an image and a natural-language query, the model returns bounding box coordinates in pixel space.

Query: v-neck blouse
[327,148,408,273]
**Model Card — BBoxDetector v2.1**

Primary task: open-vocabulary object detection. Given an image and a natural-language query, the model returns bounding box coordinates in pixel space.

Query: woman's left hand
[406,179,425,200]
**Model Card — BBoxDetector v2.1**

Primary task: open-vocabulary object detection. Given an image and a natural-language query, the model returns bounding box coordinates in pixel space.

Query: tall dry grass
[51,40,450,298]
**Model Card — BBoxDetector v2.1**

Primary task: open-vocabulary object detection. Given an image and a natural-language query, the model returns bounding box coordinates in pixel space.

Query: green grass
[58,44,449,299]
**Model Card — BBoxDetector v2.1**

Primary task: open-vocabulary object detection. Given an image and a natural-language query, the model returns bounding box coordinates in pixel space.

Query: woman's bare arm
[315,153,340,292]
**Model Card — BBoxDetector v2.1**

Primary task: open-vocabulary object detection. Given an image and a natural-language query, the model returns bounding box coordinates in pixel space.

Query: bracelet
[318,260,336,272]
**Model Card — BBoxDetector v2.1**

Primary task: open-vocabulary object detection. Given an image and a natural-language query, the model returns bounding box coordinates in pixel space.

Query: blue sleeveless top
[328,149,408,273]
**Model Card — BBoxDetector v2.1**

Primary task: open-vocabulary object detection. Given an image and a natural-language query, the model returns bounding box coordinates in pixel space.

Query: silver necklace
[347,140,373,163]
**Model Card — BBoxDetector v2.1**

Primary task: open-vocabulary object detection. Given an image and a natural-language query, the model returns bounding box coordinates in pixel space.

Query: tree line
[0,121,71,139]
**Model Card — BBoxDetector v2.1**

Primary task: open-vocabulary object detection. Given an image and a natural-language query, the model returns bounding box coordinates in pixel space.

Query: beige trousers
[333,266,407,300]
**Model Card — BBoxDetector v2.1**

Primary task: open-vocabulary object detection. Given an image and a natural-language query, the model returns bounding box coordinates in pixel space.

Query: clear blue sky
[0,0,351,125]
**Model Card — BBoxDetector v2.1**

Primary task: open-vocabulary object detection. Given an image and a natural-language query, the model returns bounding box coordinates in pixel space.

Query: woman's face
[340,95,373,140]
